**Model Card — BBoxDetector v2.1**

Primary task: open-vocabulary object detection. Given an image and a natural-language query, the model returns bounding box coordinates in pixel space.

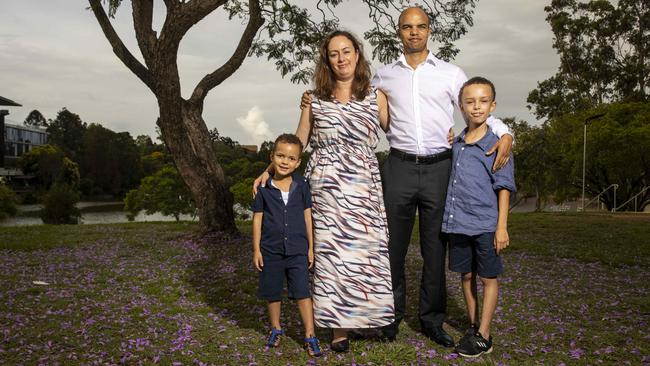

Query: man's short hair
[273,133,303,153]
[398,5,430,27]
[458,76,497,103]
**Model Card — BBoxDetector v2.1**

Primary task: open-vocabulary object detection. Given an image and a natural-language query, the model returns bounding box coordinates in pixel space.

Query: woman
[256,30,394,352]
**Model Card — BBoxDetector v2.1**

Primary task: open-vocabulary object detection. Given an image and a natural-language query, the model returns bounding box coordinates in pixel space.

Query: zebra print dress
[305,88,395,329]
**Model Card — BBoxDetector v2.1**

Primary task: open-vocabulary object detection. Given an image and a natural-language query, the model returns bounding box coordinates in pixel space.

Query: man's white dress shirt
[372,52,510,155]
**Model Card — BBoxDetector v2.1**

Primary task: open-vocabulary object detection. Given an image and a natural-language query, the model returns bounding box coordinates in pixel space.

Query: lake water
[0,202,198,227]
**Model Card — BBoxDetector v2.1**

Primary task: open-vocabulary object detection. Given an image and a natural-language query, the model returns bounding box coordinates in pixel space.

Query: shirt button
[461,147,465,150]
[285,223,288,226]
[450,214,454,218]
[454,180,457,183]
[452,197,455,201]
[456,163,459,166]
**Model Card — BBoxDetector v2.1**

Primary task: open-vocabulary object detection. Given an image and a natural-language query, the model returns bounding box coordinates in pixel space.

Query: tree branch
[132,0,158,66]
[158,0,227,49]
[88,0,155,92]
[189,0,264,103]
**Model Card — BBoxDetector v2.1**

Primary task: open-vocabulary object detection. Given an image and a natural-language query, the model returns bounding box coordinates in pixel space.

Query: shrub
[40,183,81,224]
[0,183,18,220]
[124,166,195,221]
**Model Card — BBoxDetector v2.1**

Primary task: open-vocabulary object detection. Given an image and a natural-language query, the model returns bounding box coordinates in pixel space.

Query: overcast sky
[1,1,558,148]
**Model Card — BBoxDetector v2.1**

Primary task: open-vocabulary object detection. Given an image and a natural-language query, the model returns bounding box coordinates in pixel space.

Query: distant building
[3,122,48,167]
[1,95,23,172]
[1,96,47,190]
[241,144,258,153]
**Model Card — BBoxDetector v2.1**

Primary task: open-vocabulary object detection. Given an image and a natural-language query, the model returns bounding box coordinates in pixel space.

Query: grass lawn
[0,213,648,365]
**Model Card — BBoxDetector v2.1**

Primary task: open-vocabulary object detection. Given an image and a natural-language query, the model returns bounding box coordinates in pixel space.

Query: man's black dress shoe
[380,323,398,342]
[330,338,349,352]
[423,326,455,348]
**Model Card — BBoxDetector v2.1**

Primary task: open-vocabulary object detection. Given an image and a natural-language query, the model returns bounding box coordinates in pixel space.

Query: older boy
[442,77,516,358]
[251,133,322,357]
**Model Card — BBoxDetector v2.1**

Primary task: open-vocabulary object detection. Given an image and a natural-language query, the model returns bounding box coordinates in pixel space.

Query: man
[373,6,513,347]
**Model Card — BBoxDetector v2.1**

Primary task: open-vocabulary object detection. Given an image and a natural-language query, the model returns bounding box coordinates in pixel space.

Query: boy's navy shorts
[448,232,503,278]
[257,253,310,302]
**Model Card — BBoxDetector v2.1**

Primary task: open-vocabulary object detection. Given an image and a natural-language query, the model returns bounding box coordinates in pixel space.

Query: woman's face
[327,35,359,81]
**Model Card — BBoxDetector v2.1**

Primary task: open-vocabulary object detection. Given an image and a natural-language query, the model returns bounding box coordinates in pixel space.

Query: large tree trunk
[156,95,237,235]
[87,0,259,234]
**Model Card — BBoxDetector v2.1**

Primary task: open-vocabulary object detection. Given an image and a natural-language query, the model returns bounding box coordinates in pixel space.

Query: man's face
[398,8,431,54]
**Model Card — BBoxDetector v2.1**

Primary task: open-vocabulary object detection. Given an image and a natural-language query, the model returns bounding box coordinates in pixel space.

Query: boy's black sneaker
[456,327,476,351]
[456,331,493,358]
[464,324,479,336]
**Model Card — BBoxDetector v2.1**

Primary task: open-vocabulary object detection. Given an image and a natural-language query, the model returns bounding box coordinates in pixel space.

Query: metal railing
[615,186,649,212]
[583,184,618,211]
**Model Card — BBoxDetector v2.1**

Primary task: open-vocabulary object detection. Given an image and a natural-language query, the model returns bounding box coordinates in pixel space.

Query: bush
[20,192,39,205]
[0,183,18,220]
[124,166,195,221]
[40,183,81,224]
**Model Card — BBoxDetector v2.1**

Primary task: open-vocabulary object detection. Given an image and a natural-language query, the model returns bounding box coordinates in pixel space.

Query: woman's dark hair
[313,30,371,102]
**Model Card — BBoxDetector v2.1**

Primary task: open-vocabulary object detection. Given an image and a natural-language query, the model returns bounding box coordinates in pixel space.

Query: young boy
[442,77,516,358]
[251,133,322,357]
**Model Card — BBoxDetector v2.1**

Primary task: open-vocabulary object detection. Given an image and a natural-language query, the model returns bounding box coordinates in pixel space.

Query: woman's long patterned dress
[305,88,394,328]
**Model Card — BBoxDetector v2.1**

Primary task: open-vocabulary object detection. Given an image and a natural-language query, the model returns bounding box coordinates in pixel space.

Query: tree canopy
[23,110,48,128]
[19,145,81,190]
[124,165,196,221]
[548,103,649,210]
[528,0,649,120]
[46,108,87,160]
[81,124,142,196]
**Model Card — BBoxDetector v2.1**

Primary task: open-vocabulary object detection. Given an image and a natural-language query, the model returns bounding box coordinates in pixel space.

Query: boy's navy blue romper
[252,174,312,301]
[442,129,516,277]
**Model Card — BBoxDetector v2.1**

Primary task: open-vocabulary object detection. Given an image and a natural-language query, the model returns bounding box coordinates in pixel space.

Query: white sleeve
[452,67,469,108]
[486,115,513,139]
[371,70,383,90]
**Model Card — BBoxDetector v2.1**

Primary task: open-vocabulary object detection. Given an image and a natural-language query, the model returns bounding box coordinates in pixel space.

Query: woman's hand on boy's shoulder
[494,228,509,254]
[252,170,271,198]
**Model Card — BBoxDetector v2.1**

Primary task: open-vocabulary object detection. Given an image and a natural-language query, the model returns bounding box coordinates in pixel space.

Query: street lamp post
[582,113,606,211]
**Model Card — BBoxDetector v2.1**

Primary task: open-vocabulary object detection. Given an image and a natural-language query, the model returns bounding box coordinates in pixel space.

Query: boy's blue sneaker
[266,328,283,347]
[303,336,323,357]
[456,331,493,358]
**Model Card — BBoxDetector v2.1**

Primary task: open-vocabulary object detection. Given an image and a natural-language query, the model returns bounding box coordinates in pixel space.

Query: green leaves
[247,0,477,83]
[124,166,196,221]
[528,0,649,120]
[0,182,18,220]
[19,145,81,190]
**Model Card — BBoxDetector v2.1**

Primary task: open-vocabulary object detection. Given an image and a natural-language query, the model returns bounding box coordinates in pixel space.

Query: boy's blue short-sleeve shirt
[442,128,516,236]
[251,173,312,256]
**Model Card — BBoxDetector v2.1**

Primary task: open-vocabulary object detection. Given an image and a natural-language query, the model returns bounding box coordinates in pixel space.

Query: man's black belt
[390,148,452,164]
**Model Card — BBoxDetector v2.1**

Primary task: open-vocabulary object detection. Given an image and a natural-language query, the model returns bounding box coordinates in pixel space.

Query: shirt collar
[396,51,438,69]
[458,127,498,152]
[268,173,302,192]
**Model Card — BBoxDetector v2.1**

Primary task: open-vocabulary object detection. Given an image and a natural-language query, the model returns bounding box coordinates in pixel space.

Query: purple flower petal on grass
[444,353,459,360]
[569,348,585,359]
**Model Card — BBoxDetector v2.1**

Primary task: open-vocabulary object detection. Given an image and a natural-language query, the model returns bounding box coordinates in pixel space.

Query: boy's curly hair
[273,133,303,153]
